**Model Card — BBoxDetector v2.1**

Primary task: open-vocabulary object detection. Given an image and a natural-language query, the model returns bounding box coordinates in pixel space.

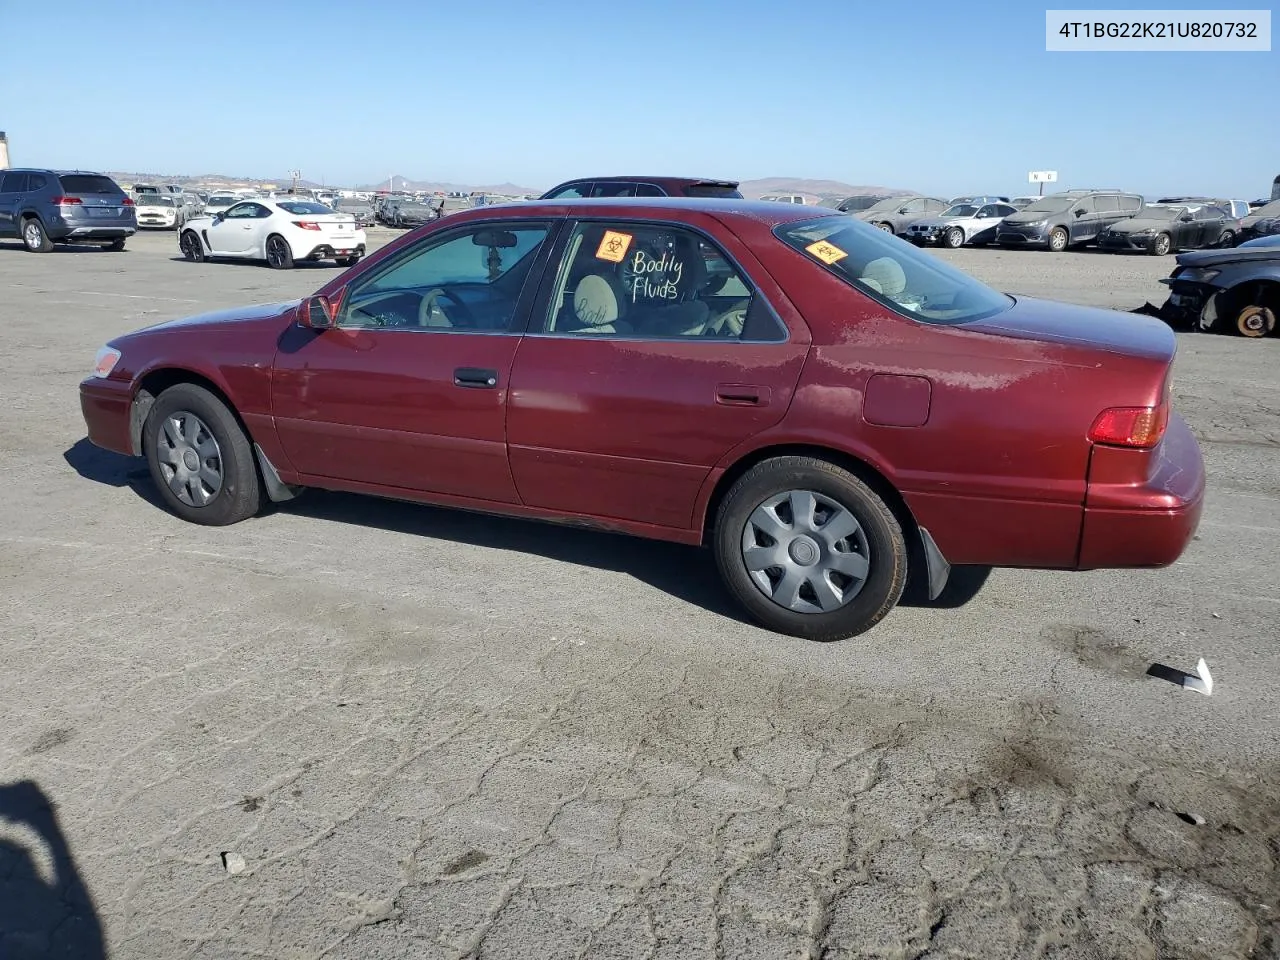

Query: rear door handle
[454,367,499,389]
[716,383,767,406]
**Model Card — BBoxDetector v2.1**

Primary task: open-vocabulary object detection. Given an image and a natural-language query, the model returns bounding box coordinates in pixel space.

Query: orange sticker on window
[596,230,633,263]
[805,239,848,265]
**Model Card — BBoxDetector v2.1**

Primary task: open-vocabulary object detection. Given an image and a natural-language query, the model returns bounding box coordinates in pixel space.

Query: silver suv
[0,168,137,252]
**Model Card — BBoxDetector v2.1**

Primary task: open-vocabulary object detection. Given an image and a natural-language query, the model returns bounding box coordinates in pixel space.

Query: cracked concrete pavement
[1,230,1278,959]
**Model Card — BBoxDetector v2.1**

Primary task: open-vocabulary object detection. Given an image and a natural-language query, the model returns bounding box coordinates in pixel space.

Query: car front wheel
[179,230,205,262]
[1150,232,1172,256]
[713,457,907,642]
[1048,227,1068,252]
[143,383,262,526]
[943,226,964,248]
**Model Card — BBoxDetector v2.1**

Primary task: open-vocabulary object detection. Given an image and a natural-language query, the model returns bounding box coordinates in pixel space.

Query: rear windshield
[60,175,122,195]
[683,184,743,198]
[775,215,1013,326]
[277,201,334,214]
[139,195,174,206]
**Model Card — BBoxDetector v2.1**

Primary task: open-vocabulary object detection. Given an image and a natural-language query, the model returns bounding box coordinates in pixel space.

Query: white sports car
[178,198,367,269]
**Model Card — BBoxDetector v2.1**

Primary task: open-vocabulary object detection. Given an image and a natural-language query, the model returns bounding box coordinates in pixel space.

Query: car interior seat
[626,233,711,337]
[564,272,630,335]
[858,256,908,298]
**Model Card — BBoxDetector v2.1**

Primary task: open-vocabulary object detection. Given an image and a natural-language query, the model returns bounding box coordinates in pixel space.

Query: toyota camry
[80,198,1205,641]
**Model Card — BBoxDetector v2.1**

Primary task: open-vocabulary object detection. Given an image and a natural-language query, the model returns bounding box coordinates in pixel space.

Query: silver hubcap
[155,411,223,506]
[24,223,40,247]
[741,490,871,614]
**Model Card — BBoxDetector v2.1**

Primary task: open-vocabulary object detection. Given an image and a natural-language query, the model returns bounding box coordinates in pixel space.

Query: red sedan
[79,198,1205,641]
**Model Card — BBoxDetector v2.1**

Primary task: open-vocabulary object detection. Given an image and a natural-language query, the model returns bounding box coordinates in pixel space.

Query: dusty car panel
[1158,242,1280,337]
[79,198,1204,642]
[907,202,1019,247]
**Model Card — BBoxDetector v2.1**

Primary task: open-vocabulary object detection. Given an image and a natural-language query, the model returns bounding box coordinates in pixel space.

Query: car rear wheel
[143,383,262,526]
[22,218,53,253]
[1235,304,1276,338]
[337,255,361,268]
[1047,227,1068,252]
[943,226,964,248]
[179,230,205,262]
[713,457,907,642]
[1150,232,1172,256]
[265,234,294,269]
[105,238,126,252]
[1217,230,1235,248]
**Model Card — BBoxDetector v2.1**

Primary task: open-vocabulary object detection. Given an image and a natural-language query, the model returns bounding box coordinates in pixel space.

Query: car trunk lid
[965,295,1176,362]
[56,174,132,219]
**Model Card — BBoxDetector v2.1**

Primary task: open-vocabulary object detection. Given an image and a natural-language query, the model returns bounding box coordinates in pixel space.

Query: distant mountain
[354,175,541,196]
[739,177,915,203]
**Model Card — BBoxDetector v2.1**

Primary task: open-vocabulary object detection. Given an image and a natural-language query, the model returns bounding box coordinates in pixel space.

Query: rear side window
[1122,195,1142,212]
[545,183,592,199]
[59,174,122,195]
[684,184,743,198]
[776,215,1012,326]
[1094,195,1120,212]
[0,172,28,192]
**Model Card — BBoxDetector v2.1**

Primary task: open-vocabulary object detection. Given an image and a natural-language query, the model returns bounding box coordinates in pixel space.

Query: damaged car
[1239,199,1280,242]
[1156,240,1280,337]
[906,201,1018,248]
[1096,203,1238,256]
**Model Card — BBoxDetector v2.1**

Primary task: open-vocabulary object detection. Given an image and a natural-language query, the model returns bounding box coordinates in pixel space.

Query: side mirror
[1073,208,1085,217]
[299,294,335,329]
[1179,214,1193,222]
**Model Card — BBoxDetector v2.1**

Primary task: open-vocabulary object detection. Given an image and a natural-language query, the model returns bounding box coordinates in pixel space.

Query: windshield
[942,204,979,217]
[837,196,886,212]
[1018,197,1074,215]
[277,200,334,215]
[1138,205,1182,220]
[685,184,743,198]
[775,216,1013,325]
[208,196,238,206]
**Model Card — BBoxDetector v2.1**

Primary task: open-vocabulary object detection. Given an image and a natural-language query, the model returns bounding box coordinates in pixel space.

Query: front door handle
[716,383,767,406]
[454,367,498,389]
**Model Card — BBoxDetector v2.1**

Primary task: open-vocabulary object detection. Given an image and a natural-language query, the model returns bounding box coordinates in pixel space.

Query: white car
[178,197,367,269]
[906,201,1019,248]
[135,194,184,230]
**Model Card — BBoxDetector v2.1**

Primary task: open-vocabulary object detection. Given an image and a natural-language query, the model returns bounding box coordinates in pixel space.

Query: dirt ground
[1,226,1277,960]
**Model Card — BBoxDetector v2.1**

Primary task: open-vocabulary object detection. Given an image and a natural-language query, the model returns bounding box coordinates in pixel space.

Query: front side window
[339,223,551,331]
[539,221,785,341]
[223,203,258,219]
[775,215,1012,326]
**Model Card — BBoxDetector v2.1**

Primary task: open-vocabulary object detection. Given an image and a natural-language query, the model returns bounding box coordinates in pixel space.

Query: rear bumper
[1077,413,1205,569]
[79,377,136,456]
[300,242,365,260]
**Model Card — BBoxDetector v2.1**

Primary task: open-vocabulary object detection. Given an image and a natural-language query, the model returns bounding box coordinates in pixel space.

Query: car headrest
[859,257,907,298]
[573,274,626,329]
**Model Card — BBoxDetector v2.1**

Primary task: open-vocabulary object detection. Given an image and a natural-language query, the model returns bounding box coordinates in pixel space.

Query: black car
[1096,203,1238,255]
[1239,199,1280,241]
[539,176,742,200]
[1157,241,1280,338]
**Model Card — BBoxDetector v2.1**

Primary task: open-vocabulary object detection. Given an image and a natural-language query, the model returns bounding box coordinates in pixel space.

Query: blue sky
[2,0,1276,198]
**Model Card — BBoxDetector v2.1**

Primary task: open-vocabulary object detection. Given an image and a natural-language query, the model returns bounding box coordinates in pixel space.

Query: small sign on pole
[1028,170,1058,196]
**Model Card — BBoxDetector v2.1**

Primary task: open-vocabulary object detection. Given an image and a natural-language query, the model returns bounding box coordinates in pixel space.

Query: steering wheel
[418,288,453,328]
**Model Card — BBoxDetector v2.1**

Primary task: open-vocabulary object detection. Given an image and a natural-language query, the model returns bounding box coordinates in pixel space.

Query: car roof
[442,196,834,227]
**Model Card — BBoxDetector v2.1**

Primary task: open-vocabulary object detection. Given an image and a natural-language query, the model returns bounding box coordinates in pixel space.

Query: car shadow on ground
[165,256,340,269]
[0,780,107,960]
[61,438,750,624]
[0,240,125,254]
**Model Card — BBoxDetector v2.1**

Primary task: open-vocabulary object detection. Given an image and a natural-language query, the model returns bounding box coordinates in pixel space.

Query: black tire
[1047,227,1068,252]
[713,457,907,642]
[265,234,294,269]
[337,255,361,267]
[874,222,894,233]
[943,226,965,249]
[1150,232,1172,256]
[21,217,53,253]
[142,383,262,526]
[105,238,126,252]
[1218,230,1235,248]
[179,230,206,262]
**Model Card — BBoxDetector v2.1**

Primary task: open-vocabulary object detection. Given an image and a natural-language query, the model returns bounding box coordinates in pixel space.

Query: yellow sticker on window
[805,239,848,265]
[596,230,633,263]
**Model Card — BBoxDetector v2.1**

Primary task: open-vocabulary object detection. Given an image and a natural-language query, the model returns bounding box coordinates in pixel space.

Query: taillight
[51,195,82,205]
[1089,403,1170,448]
[121,197,135,206]
[293,221,321,231]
